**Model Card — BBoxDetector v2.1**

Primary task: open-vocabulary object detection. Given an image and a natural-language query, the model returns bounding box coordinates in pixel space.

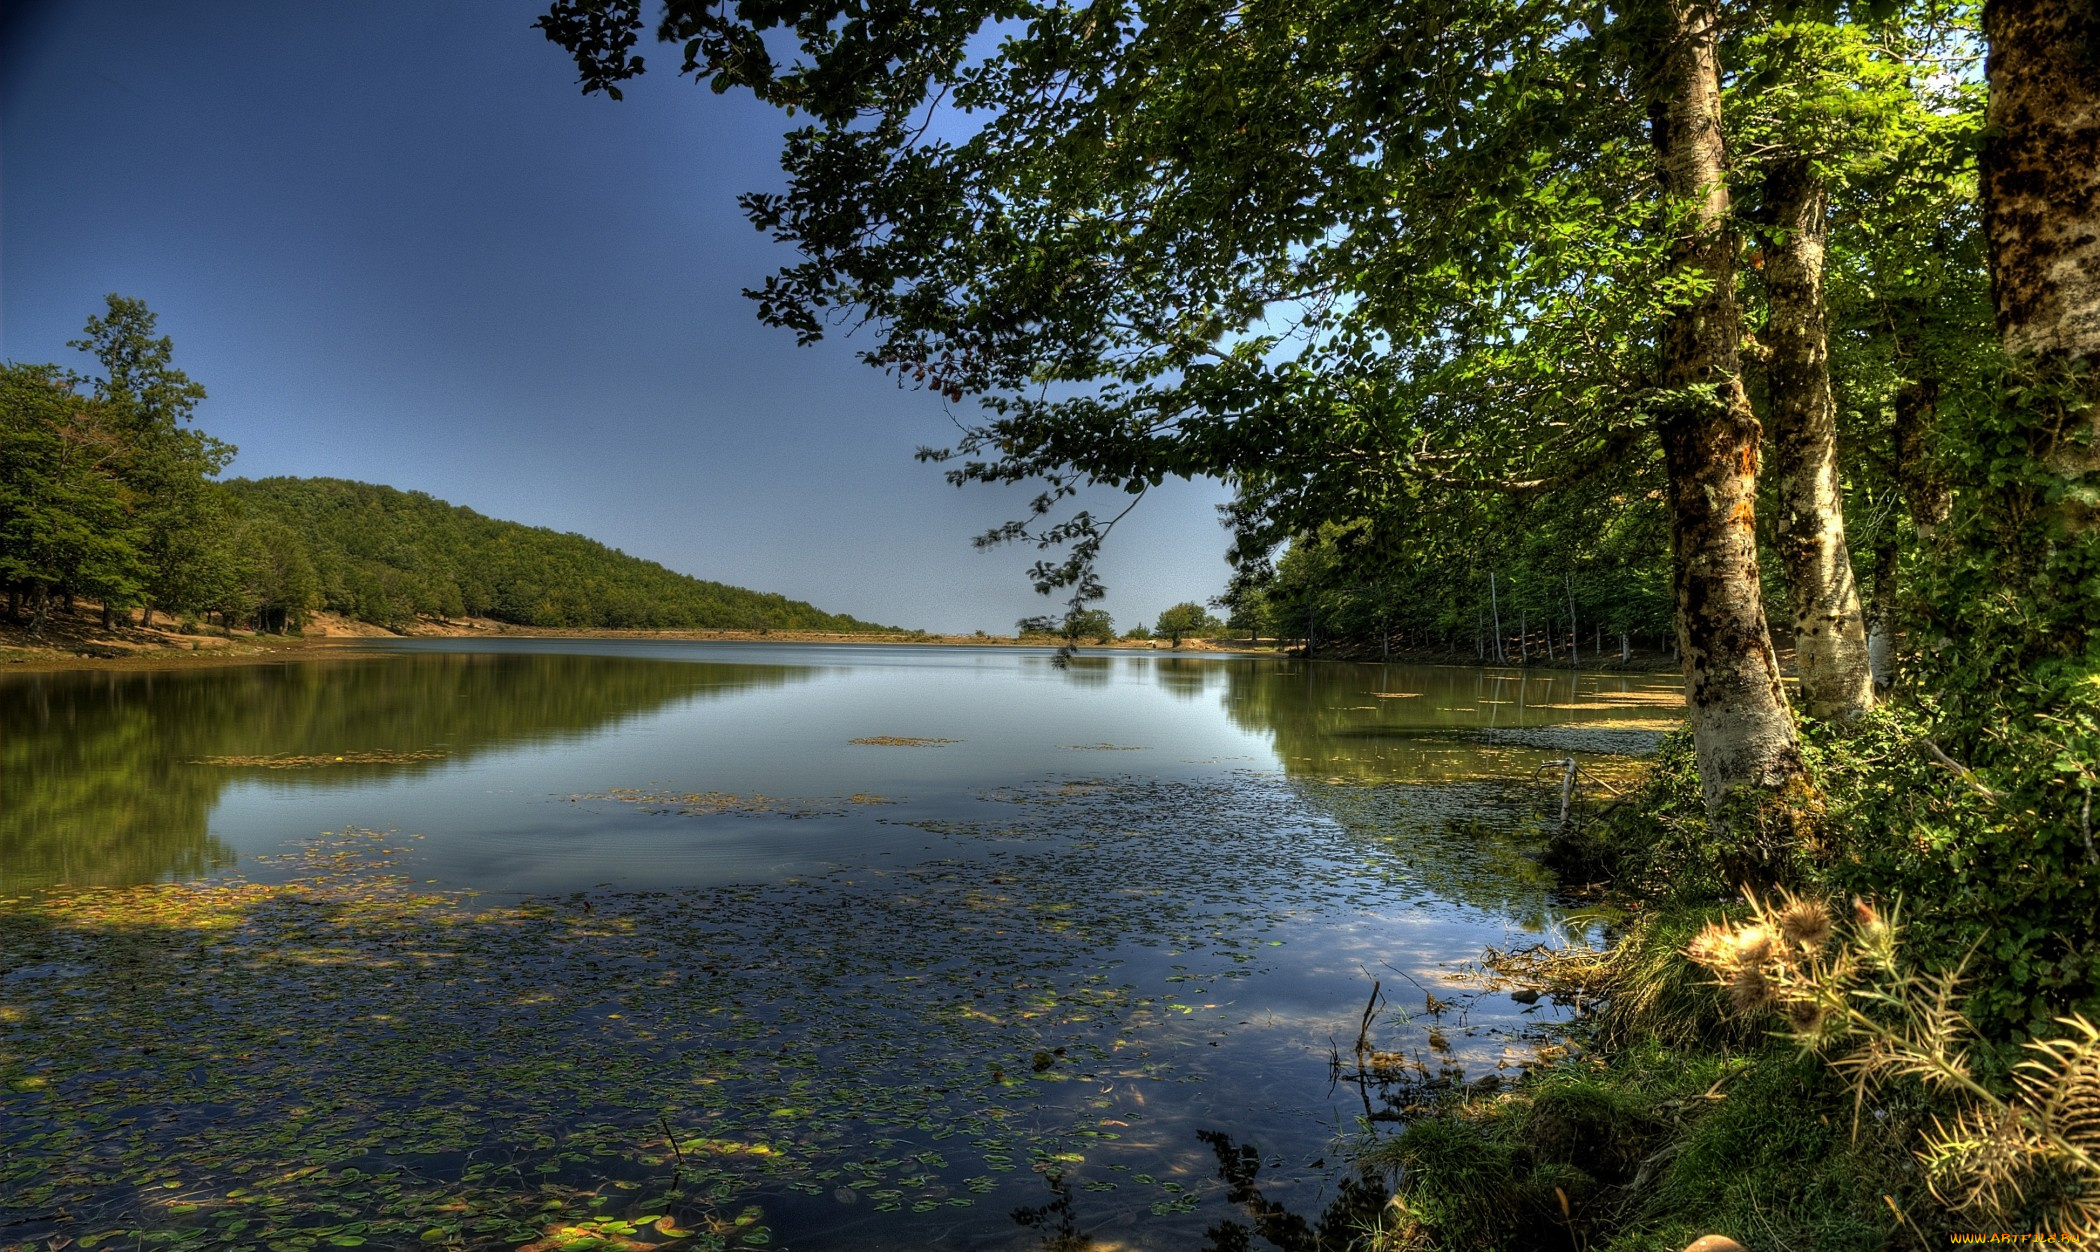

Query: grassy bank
[1354,707,2100,1250]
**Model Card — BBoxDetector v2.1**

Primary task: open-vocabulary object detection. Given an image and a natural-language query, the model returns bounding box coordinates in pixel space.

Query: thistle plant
[1687,892,2100,1237]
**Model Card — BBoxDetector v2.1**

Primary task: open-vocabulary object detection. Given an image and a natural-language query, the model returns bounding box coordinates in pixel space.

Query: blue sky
[0,0,1236,634]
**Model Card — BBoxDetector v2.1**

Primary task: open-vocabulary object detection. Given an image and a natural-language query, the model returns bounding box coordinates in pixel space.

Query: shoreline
[0,607,1287,675]
[2,603,1689,676]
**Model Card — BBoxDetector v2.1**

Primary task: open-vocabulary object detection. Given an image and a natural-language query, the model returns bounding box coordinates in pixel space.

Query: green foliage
[1826,355,2100,1041]
[1686,891,2100,1236]
[1015,609,1112,642]
[1252,484,1674,657]
[71,294,236,621]
[1064,607,1114,643]
[224,476,895,633]
[0,364,143,620]
[538,0,1696,620]
[1,296,248,628]
[1567,691,2100,1046]
[1153,601,1216,648]
[7,298,879,639]
[232,515,322,632]
[1372,918,1921,1251]
[1371,1046,1905,1251]
[1548,728,1729,900]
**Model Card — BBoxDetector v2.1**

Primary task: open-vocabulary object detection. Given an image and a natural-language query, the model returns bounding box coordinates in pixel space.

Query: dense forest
[0,299,894,636]
[222,476,896,633]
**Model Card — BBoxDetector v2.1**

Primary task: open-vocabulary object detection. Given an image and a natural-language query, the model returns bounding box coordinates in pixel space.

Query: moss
[1369,1037,1914,1252]
[1608,1049,1912,1252]
[1380,1117,1528,1249]
[1523,1076,1652,1185]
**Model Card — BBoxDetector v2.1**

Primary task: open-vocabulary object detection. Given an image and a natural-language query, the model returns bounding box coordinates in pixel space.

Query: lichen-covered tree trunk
[1983,0,2100,377]
[1646,0,1809,846]
[1760,158,1875,721]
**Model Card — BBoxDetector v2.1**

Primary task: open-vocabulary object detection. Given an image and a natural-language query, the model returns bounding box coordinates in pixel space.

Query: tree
[1899,0,2100,1031]
[0,364,143,628]
[233,516,320,633]
[1154,602,1213,649]
[223,476,895,633]
[70,295,231,626]
[1728,15,1940,721]
[1065,608,1115,644]
[1980,0,2098,380]
[536,0,1973,845]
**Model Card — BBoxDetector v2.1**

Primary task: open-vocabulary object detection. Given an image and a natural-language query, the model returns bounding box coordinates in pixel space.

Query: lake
[1,640,1681,1250]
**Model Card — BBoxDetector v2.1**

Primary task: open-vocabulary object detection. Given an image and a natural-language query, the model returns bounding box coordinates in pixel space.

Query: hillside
[223,477,896,633]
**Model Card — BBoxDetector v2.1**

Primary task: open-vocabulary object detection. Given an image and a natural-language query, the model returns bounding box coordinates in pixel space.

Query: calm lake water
[2,641,1680,1249]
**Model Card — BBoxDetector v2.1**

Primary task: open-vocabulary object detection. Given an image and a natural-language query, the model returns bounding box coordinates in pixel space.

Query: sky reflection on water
[2,639,1678,898]
[2,641,1681,1249]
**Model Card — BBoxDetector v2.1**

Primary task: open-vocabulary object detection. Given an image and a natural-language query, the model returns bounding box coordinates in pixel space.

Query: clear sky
[0,0,1237,634]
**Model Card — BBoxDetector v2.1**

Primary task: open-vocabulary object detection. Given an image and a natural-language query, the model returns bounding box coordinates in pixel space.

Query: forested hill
[224,477,896,633]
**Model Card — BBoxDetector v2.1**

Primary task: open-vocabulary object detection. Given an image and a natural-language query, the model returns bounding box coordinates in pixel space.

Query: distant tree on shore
[1065,608,1114,643]
[1154,602,1217,649]
[228,476,898,634]
[71,296,232,628]
[1015,608,1112,643]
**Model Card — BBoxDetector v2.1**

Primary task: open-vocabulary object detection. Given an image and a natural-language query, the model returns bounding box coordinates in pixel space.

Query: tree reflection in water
[0,650,808,889]
[1010,1132,1392,1252]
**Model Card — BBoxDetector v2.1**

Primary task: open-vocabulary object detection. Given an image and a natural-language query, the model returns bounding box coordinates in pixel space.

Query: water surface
[1,641,1680,1249]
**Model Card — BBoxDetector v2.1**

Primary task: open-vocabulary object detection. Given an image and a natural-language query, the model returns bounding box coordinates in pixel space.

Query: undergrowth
[1358,922,1933,1251]
[1360,696,2100,1249]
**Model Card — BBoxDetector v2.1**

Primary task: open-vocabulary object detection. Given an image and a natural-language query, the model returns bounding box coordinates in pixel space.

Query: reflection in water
[3,644,1677,1249]
[0,651,809,890]
[1196,1130,1393,1252]
[1060,655,1114,687]
[1223,658,1679,783]
[1154,655,1217,700]
[1212,658,1678,927]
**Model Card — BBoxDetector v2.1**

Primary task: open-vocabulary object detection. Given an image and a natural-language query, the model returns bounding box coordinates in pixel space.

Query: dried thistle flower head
[1688,922,1738,972]
[1729,964,1775,1013]
[1731,925,1775,967]
[1784,997,1825,1034]
[1780,899,1833,953]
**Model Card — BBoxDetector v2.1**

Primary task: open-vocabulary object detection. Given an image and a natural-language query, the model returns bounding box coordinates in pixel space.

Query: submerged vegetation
[1,761,1595,1250]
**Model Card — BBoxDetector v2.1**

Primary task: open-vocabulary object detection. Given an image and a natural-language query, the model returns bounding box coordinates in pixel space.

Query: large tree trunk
[1760,157,1876,721]
[1982,0,2100,376]
[1647,0,1810,852]
[1981,0,2100,561]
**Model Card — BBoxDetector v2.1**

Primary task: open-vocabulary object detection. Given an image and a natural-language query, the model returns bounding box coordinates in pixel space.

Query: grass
[1344,707,2100,1250]
[1361,916,1931,1251]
